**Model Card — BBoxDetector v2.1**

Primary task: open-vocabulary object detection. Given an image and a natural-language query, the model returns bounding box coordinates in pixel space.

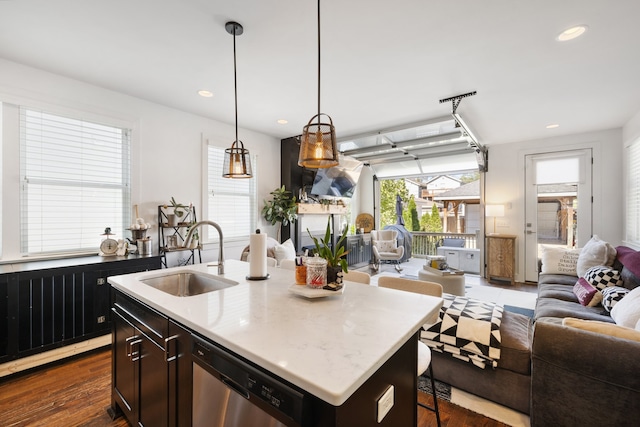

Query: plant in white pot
[262,185,297,242]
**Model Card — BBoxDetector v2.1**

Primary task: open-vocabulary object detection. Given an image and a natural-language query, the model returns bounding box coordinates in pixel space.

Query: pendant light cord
[317,0,321,124]
[233,25,239,143]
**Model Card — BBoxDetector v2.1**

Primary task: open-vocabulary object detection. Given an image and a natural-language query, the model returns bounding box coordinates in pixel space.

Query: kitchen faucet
[184,220,225,275]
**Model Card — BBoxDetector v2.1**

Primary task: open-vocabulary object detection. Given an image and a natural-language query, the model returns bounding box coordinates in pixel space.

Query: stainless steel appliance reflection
[192,335,305,427]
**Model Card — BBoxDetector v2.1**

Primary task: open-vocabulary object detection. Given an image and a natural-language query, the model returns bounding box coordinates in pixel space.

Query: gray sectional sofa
[428,244,640,426]
[531,246,640,427]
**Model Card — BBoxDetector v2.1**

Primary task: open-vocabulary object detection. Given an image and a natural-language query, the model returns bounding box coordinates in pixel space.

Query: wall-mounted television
[310,156,363,198]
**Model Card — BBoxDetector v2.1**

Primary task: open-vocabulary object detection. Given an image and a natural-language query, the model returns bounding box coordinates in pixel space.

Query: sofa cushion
[615,246,640,279]
[584,265,622,290]
[562,317,640,343]
[610,286,640,328]
[540,246,581,276]
[498,311,532,375]
[274,238,296,265]
[573,278,598,306]
[538,283,581,303]
[534,297,613,323]
[601,286,630,313]
[538,273,578,286]
[576,235,616,277]
[621,266,640,290]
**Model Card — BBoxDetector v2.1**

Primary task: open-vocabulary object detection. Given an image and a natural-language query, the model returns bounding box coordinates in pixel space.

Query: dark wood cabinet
[0,255,161,365]
[110,289,192,427]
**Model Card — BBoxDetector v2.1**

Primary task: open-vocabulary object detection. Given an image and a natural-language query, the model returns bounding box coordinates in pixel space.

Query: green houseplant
[262,185,297,242]
[307,217,349,283]
[169,196,187,218]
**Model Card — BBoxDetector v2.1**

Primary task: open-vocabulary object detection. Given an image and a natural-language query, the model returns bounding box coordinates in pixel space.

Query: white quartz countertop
[108,260,442,406]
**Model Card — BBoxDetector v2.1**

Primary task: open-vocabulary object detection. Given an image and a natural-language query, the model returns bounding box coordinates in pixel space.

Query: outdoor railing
[411,232,479,258]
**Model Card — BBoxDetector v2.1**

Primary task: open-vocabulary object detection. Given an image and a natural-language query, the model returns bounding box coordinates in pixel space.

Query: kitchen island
[108,260,442,426]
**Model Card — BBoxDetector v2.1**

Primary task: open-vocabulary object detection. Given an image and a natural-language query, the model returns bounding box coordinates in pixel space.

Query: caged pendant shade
[298,0,339,169]
[223,21,253,179]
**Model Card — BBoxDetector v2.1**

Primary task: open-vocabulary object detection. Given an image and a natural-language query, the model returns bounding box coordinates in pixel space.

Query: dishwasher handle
[220,373,250,400]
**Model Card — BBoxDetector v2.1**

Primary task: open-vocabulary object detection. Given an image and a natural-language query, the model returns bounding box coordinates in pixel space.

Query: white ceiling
[1,0,639,147]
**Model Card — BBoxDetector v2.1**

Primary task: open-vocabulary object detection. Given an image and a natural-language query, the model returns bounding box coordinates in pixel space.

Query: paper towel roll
[249,230,268,278]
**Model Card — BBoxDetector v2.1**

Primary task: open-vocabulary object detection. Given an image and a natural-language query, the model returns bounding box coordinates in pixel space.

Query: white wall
[0,58,281,262]
[485,128,623,282]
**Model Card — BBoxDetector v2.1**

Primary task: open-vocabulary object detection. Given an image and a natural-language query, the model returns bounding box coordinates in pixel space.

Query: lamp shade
[485,204,505,217]
[223,140,252,178]
[298,113,338,168]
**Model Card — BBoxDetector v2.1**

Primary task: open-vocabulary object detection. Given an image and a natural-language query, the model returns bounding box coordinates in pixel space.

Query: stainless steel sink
[140,271,238,297]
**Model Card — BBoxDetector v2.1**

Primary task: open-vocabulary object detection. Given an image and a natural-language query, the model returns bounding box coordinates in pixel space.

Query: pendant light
[223,21,253,179]
[298,0,339,169]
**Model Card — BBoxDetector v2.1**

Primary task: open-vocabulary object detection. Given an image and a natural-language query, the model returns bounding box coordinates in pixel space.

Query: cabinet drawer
[114,291,168,347]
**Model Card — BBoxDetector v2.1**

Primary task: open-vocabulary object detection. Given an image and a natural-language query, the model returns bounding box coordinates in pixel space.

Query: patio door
[524,149,592,282]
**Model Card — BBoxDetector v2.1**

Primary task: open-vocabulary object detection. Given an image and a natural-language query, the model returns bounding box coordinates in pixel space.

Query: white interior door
[524,149,592,282]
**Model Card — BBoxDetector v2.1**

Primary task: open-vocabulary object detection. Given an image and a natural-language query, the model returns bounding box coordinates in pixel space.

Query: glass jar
[305,256,327,289]
[295,259,307,285]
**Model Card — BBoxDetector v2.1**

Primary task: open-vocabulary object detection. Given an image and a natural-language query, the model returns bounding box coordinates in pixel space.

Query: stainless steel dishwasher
[192,334,305,427]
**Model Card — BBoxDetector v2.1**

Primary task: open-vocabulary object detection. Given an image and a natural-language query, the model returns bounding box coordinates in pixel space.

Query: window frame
[19,106,132,256]
[203,140,257,244]
[625,137,640,247]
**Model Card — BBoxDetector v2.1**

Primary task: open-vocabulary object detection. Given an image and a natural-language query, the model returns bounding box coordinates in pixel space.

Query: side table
[418,266,466,296]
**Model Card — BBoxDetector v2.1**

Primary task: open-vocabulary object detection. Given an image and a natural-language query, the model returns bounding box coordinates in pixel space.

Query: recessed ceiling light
[557,25,588,42]
[277,119,288,125]
[198,90,214,98]
[546,124,560,129]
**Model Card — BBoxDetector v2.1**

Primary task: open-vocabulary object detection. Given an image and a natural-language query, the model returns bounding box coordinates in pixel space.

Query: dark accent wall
[280,136,315,244]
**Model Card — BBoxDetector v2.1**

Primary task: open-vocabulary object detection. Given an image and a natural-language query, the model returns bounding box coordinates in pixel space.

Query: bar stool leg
[418,363,441,427]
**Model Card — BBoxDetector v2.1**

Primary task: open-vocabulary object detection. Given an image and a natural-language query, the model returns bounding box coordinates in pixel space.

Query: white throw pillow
[376,240,397,253]
[611,286,640,328]
[274,239,296,266]
[576,235,617,277]
[540,245,581,276]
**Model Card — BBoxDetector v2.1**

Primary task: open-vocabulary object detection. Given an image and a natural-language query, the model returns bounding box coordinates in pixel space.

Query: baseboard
[0,334,112,378]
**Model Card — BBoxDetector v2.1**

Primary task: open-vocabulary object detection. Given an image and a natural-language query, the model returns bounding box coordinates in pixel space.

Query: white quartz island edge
[108,260,442,406]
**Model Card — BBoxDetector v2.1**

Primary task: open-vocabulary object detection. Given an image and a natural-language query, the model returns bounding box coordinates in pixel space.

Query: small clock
[100,237,119,256]
[100,227,118,256]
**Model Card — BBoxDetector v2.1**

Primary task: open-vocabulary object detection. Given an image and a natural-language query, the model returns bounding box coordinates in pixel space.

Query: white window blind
[626,138,640,246]
[20,108,131,255]
[206,145,256,241]
[534,157,580,185]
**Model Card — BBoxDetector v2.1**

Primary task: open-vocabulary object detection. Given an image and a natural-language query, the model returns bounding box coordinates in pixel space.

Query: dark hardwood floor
[0,348,509,427]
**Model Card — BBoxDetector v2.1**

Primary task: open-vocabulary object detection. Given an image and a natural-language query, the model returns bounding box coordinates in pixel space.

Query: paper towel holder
[246,229,271,280]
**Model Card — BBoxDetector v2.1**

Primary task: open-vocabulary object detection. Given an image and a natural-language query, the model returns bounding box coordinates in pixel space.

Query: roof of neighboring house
[424,175,462,187]
[434,180,480,201]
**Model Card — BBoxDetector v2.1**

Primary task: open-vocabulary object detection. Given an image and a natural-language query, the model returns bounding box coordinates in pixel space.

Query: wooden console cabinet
[486,234,516,285]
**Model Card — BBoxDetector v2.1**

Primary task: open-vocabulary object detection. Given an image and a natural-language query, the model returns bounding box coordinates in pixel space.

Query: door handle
[129,338,143,362]
[164,334,179,362]
[526,230,536,235]
[125,335,139,359]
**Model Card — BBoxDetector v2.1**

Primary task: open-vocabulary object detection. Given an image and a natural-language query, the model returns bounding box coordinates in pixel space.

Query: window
[206,144,256,241]
[626,138,640,246]
[20,108,131,255]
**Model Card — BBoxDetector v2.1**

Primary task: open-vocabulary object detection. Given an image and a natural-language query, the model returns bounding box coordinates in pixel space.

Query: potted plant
[262,185,298,242]
[163,197,187,226]
[307,217,349,284]
[186,222,199,248]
